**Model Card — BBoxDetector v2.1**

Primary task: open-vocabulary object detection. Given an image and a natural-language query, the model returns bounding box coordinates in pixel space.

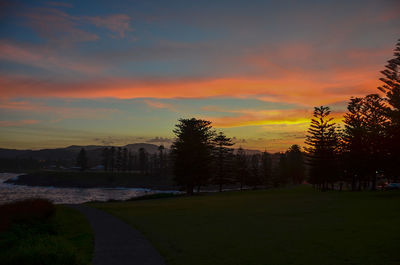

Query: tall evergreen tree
[378,39,400,181]
[343,94,390,189]
[343,97,367,190]
[158,145,165,176]
[138,147,147,175]
[286,145,305,184]
[122,148,128,171]
[277,152,289,186]
[248,154,262,188]
[260,150,272,187]
[212,132,234,192]
[110,146,115,171]
[101,147,110,171]
[305,106,339,191]
[116,147,122,171]
[171,118,215,194]
[76,148,88,171]
[234,147,248,190]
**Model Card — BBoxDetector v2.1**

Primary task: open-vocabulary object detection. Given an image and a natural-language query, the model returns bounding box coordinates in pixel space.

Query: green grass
[0,205,93,265]
[92,186,400,265]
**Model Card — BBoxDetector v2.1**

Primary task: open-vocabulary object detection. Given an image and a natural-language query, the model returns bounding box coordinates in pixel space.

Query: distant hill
[0,143,265,166]
[0,143,163,162]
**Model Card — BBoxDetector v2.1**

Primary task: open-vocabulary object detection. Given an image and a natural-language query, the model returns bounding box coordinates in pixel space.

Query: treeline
[99,146,170,176]
[170,119,306,194]
[91,136,306,193]
[305,39,400,191]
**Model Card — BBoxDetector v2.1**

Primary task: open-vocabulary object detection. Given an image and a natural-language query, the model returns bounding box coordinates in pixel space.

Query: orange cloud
[0,69,381,106]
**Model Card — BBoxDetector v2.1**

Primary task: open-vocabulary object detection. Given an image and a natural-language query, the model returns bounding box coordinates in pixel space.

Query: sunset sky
[1,0,399,152]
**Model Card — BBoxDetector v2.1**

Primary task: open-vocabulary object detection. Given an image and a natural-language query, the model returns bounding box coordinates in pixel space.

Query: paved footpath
[69,205,166,265]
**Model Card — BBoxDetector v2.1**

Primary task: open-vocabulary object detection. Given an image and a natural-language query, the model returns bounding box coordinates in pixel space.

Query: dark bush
[0,199,55,232]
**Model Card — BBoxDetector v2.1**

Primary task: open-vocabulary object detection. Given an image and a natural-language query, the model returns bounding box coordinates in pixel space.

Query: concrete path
[69,205,166,265]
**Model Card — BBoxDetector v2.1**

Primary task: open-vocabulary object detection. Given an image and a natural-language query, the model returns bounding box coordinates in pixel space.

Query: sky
[0,0,399,152]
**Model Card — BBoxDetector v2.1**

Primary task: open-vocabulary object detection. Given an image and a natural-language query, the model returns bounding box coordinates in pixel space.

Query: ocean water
[0,173,177,204]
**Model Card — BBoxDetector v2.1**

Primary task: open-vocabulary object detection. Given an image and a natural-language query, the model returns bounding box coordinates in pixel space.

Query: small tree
[76,148,88,171]
[171,118,215,195]
[212,132,234,192]
[305,106,339,191]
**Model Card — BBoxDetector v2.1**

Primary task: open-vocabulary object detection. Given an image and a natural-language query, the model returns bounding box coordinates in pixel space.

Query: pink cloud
[0,99,119,120]
[23,7,98,45]
[0,40,105,74]
[0,120,39,127]
[85,14,133,38]
[143,99,176,111]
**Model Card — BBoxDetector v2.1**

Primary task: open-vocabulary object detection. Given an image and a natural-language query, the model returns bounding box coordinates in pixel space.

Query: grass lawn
[92,186,400,265]
[0,203,93,265]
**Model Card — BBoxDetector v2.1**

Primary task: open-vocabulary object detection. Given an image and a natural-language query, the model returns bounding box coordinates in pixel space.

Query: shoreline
[5,172,180,191]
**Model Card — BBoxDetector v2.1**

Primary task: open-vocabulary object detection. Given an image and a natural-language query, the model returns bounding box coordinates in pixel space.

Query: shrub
[0,199,55,232]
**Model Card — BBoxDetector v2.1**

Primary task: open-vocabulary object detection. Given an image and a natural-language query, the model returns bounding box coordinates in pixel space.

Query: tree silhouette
[286,145,305,184]
[110,146,115,171]
[343,97,367,190]
[76,148,88,171]
[171,118,215,194]
[212,132,234,192]
[234,147,248,190]
[305,106,339,191]
[248,154,262,188]
[260,150,272,187]
[116,147,122,171]
[378,39,400,181]
[158,145,165,176]
[102,147,110,171]
[343,94,390,190]
[138,147,147,175]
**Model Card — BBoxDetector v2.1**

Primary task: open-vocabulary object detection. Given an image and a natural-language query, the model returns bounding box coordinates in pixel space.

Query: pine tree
[343,97,367,190]
[343,95,390,190]
[212,132,234,192]
[102,147,110,171]
[235,147,248,190]
[76,148,88,171]
[171,118,215,194]
[261,150,272,187]
[138,148,147,175]
[305,106,339,191]
[158,145,165,176]
[248,154,261,188]
[286,145,305,184]
[378,39,400,181]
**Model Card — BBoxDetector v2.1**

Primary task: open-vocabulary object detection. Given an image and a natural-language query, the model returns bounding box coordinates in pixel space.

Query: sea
[0,173,178,204]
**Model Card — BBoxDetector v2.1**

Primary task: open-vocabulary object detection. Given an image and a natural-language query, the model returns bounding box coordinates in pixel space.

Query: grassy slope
[93,186,400,265]
[0,206,93,265]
